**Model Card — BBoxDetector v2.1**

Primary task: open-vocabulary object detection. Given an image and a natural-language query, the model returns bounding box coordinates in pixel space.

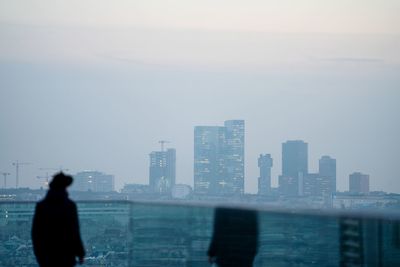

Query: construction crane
[158,140,170,152]
[38,167,70,187]
[37,172,51,188]
[12,161,31,189]
[1,172,11,188]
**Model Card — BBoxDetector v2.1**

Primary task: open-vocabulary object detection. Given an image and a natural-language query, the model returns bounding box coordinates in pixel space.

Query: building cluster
[259,141,371,199]
[1,119,373,201]
[139,120,245,197]
[34,134,368,201]
[139,120,371,200]
[146,119,373,199]
[0,127,394,209]
[276,141,337,198]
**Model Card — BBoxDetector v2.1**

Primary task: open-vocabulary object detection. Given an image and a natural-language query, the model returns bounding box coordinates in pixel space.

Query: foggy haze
[0,1,399,193]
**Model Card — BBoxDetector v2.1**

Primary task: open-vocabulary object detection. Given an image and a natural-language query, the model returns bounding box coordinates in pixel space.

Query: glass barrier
[0,201,399,266]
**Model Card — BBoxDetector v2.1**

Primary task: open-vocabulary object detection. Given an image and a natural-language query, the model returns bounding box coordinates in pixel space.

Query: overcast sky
[0,1,399,193]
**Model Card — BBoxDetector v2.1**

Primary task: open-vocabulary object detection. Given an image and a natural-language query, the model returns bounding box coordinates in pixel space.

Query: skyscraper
[224,120,245,194]
[349,172,369,194]
[279,140,308,196]
[149,148,176,194]
[258,154,273,195]
[194,120,245,195]
[194,126,225,195]
[282,140,308,178]
[319,155,337,194]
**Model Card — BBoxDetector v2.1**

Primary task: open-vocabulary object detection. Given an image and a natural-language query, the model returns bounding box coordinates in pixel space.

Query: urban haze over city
[0,1,399,196]
[1,2,400,267]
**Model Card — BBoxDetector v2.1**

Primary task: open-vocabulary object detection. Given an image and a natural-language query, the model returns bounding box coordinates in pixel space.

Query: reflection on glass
[0,202,399,266]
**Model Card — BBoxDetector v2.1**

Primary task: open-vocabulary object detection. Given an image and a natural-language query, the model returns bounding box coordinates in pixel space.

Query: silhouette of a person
[32,172,85,267]
[208,207,259,267]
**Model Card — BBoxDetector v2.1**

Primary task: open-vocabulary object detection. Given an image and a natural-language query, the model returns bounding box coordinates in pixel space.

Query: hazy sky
[0,1,399,193]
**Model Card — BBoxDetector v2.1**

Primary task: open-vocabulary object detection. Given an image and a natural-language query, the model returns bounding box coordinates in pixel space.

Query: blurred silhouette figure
[208,207,259,267]
[32,172,85,267]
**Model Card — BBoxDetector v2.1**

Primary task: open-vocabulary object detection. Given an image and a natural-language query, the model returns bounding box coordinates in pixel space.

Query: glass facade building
[319,155,337,195]
[149,148,176,194]
[280,140,308,196]
[282,140,308,178]
[72,171,115,192]
[258,154,273,195]
[194,120,244,195]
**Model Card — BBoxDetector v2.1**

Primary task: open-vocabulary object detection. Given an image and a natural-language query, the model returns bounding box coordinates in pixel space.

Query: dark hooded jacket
[32,189,85,267]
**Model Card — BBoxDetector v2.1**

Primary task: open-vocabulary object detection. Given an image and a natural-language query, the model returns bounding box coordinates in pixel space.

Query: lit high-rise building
[258,154,273,195]
[194,126,225,195]
[194,120,245,195]
[149,148,176,194]
[72,171,114,192]
[224,120,245,194]
[349,172,369,194]
[319,155,337,194]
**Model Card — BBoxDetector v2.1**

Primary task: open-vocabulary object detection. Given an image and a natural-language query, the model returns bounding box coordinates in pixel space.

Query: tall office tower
[224,120,245,194]
[282,140,308,177]
[194,126,226,195]
[194,120,245,195]
[279,140,308,196]
[149,148,176,194]
[349,172,369,194]
[319,155,337,194]
[258,154,273,195]
[72,171,114,192]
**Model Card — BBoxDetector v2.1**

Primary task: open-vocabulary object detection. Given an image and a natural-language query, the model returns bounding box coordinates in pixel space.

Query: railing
[0,201,399,266]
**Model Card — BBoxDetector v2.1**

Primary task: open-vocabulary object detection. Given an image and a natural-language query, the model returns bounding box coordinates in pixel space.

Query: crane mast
[1,172,11,188]
[12,161,31,189]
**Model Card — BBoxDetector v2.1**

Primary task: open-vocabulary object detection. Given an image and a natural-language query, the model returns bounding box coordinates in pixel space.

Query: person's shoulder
[34,199,48,213]
[66,198,78,208]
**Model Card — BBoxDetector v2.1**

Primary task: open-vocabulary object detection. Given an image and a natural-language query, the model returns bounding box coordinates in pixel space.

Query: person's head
[49,172,73,190]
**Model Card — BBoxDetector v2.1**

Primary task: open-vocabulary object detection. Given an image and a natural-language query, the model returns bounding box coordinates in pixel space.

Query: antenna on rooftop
[158,140,170,152]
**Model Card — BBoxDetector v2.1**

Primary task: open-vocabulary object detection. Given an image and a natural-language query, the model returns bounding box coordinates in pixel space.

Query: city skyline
[0,129,380,194]
[1,1,399,194]
[1,1,399,266]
